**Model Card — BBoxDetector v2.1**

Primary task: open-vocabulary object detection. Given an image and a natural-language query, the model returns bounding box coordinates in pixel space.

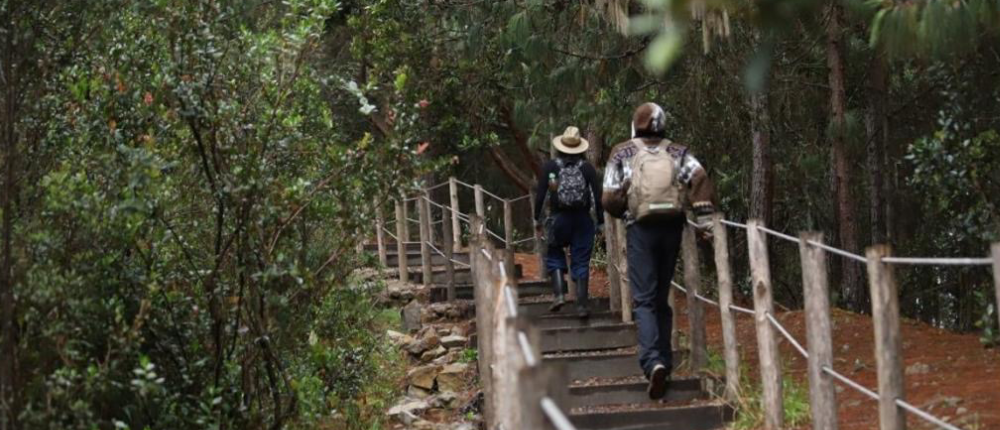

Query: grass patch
[731,371,811,429]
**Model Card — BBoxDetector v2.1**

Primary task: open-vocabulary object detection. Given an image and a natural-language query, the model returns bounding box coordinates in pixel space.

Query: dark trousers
[627,217,684,376]
[544,210,595,281]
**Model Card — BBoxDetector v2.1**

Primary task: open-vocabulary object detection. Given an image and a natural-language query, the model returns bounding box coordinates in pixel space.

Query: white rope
[881,256,992,266]
[765,312,809,359]
[426,241,472,268]
[896,399,964,430]
[454,179,477,190]
[517,331,537,366]
[755,224,802,245]
[510,236,537,246]
[504,285,517,317]
[487,228,507,244]
[720,219,748,229]
[422,181,450,192]
[382,227,398,241]
[541,397,578,430]
[729,304,755,315]
[822,366,879,400]
[481,248,493,261]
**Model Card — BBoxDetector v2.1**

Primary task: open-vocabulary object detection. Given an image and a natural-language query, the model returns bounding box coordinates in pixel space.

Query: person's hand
[534,221,544,238]
[694,214,713,242]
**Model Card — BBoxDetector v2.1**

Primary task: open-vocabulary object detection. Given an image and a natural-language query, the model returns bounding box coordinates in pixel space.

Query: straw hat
[551,126,590,154]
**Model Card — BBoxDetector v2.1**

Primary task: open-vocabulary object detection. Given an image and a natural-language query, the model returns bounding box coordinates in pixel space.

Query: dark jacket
[533,155,604,225]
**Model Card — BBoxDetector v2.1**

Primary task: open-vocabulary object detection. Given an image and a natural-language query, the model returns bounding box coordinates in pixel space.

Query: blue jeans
[627,217,684,377]
[544,210,595,281]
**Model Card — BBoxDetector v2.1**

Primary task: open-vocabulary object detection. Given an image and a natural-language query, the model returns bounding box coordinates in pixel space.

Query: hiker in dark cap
[533,126,604,318]
[602,103,716,400]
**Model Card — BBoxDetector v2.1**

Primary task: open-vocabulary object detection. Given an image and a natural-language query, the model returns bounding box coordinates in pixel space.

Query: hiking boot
[575,275,590,318]
[647,363,670,400]
[549,270,566,312]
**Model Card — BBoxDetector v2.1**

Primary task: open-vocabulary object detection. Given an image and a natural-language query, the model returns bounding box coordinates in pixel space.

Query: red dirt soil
[516,253,1000,430]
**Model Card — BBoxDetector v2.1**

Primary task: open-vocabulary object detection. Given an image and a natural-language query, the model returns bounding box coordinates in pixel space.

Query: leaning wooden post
[449,177,461,250]
[991,243,1000,339]
[605,215,622,312]
[474,184,485,219]
[712,214,740,403]
[471,216,496,426]
[682,224,707,373]
[513,319,547,430]
[442,210,456,301]
[503,199,517,288]
[394,199,409,283]
[747,219,784,430]
[375,205,388,267]
[418,194,434,287]
[866,245,906,430]
[800,232,838,430]
[615,218,633,322]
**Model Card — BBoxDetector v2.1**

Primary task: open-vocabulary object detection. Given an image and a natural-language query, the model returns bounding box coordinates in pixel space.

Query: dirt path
[517,253,1000,429]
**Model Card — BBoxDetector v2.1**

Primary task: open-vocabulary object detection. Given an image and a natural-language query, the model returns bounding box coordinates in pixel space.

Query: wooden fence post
[682,224,707,373]
[800,232,838,430]
[503,199,517,288]
[866,245,906,430]
[605,215,622,312]
[747,219,784,430]
[513,319,553,430]
[992,243,1000,338]
[394,199,409,283]
[442,207,456,300]
[474,184,485,219]
[375,205,387,267]
[402,198,411,243]
[418,195,433,287]
[471,215,495,426]
[711,213,740,402]
[449,177,461,250]
[615,218,633,322]
[530,188,547,281]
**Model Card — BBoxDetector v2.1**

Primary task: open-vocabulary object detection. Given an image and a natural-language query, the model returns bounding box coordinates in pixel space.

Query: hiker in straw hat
[532,126,604,317]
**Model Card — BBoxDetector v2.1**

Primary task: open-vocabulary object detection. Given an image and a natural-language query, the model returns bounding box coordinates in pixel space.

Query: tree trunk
[826,0,864,311]
[488,147,532,193]
[749,91,772,225]
[865,50,888,245]
[585,130,604,167]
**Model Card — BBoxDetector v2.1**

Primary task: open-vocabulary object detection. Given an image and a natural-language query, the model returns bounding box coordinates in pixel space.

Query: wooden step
[545,350,691,381]
[517,297,610,317]
[408,264,522,284]
[533,311,623,329]
[540,323,636,353]
[570,403,733,430]
[429,280,550,302]
[567,378,706,409]
[385,252,470,267]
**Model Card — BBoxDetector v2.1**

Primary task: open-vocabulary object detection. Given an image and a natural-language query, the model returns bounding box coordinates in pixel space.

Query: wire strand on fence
[881,256,992,266]
[481,248,493,261]
[729,304,755,315]
[422,181,450,192]
[517,331,537,366]
[755,224,803,245]
[720,219,748,229]
[425,240,472,268]
[510,237,537,246]
[508,194,531,204]
[541,397,577,430]
[504,285,517,318]
[381,227,398,241]
[896,399,963,430]
[822,366,879,400]
[765,312,810,359]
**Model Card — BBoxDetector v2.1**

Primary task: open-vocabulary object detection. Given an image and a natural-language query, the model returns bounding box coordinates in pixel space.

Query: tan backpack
[627,139,684,221]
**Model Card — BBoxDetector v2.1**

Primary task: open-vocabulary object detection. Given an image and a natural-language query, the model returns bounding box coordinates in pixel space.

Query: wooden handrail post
[375,205,387,267]
[800,232,839,430]
[711,213,740,402]
[682,224,707,373]
[530,188,547,281]
[513,319,545,430]
[471,215,495,426]
[503,199,517,288]
[401,198,411,243]
[394,199,409,283]
[866,245,906,430]
[449,177,461,250]
[418,194,433,287]
[992,243,1000,339]
[605,215,622,312]
[615,218,632,322]
[747,219,784,430]
[442,208,456,301]
[474,184,485,219]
